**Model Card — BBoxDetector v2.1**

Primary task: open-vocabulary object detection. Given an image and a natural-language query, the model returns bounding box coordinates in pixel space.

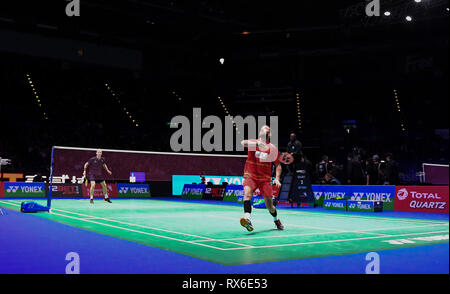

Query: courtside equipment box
[324,199,347,211]
[347,200,383,212]
[20,201,50,213]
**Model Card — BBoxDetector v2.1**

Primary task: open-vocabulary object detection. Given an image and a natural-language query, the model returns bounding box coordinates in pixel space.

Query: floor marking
[205,214,391,237]
[1,200,448,252]
[193,231,350,242]
[5,198,446,225]
[0,201,233,251]
[278,209,448,225]
[0,200,252,249]
[221,230,450,251]
[193,222,449,242]
[148,198,448,225]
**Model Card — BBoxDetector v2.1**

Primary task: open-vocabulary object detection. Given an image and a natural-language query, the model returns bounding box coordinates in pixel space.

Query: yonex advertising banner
[324,199,347,211]
[252,196,266,208]
[312,185,395,210]
[347,200,383,212]
[117,184,151,198]
[81,183,118,198]
[173,175,245,195]
[3,182,46,198]
[394,186,449,214]
[235,185,280,204]
[224,185,244,202]
[181,184,206,200]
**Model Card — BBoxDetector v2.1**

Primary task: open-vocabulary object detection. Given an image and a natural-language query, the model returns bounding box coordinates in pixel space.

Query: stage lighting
[406,16,412,21]
[219,58,225,65]
[384,11,391,16]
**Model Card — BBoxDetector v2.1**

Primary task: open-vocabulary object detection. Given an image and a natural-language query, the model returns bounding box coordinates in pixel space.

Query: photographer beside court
[384,153,400,185]
[323,173,341,185]
[366,154,382,185]
[346,152,366,185]
[286,133,303,175]
[316,155,331,184]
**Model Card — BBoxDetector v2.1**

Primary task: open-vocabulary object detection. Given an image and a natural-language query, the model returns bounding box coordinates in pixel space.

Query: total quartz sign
[394,186,449,214]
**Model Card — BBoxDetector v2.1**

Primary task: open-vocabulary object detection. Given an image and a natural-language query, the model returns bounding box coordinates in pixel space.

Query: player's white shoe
[240,218,254,232]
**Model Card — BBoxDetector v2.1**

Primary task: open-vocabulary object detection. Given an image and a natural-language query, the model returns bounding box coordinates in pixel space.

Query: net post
[47,146,55,209]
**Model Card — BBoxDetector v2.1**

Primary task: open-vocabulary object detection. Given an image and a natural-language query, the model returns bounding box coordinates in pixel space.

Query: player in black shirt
[83,150,113,204]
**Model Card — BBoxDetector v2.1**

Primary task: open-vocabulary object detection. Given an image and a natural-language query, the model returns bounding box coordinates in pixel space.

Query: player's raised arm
[241,139,269,151]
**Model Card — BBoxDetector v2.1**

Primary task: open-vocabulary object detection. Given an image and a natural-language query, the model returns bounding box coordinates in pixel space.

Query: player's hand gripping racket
[81,175,88,187]
[82,172,88,187]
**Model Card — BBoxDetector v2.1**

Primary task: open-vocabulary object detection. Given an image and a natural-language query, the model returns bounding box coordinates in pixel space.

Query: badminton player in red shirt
[240,125,293,232]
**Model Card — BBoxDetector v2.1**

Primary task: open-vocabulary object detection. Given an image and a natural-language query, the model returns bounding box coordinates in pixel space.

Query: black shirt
[385,160,400,184]
[287,140,303,155]
[316,162,329,179]
[367,162,379,185]
[347,158,365,185]
[87,157,106,176]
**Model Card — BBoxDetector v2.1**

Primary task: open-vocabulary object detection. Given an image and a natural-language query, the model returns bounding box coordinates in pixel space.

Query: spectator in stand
[315,155,330,183]
[329,159,344,184]
[346,153,365,185]
[323,173,341,185]
[384,153,400,185]
[366,154,382,185]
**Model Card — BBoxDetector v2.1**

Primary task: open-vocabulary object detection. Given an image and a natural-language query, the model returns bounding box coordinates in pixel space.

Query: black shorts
[88,174,105,182]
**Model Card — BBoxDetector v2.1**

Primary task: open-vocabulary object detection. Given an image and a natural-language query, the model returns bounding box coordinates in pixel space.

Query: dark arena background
[0,0,448,279]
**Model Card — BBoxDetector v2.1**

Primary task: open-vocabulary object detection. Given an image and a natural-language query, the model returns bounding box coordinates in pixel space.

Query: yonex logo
[119,187,129,194]
[351,192,365,201]
[314,192,323,200]
[6,185,43,193]
[6,186,19,193]
[397,188,409,201]
[119,186,149,195]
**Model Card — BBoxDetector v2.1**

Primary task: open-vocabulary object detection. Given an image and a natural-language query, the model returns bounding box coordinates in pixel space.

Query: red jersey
[243,139,280,181]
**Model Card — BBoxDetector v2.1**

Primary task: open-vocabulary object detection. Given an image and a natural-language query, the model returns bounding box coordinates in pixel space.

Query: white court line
[221,230,450,251]
[0,200,252,249]
[194,231,350,242]
[0,200,233,251]
[52,208,254,247]
[205,214,391,237]
[193,222,449,242]
[84,197,449,226]
[2,200,448,251]
[150,197,448,226]
[278,210,449,225]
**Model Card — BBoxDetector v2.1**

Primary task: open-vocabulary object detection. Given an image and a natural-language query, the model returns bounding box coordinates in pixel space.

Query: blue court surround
[0,199,448,274]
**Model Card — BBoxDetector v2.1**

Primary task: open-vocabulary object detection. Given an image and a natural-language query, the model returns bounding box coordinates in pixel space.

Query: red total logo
[395,186,449,214]
[397,188,409,200]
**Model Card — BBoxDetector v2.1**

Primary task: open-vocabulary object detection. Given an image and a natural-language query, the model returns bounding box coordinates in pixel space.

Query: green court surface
[0,199,448,265]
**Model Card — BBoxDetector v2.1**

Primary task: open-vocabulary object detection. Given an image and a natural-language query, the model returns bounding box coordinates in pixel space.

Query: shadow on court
[246,228,279,236]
